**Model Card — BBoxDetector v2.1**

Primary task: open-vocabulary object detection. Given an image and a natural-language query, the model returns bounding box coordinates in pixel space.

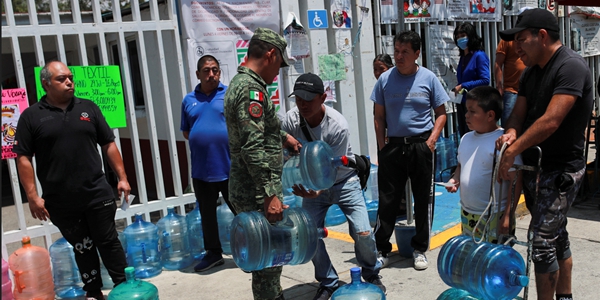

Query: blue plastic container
[217,203,234,255]
[283,195,297,208]
[331,267,386,300]
[157,206,193,270]
[363,164,379,202]
[282,140,348,192]
[325,204,347,227]
[366,200,378,228]
[100,232,127,290]
[186,204,205,260]
[124,213,162,279]
[49,238,85,299]
[437,288,480,300]
[394,220,416,258]
[107,267,158,300]
[437,235,529,300]
[230,207,328,272]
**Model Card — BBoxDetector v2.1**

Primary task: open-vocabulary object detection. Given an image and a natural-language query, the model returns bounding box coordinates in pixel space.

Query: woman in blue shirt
[453,22,490,137]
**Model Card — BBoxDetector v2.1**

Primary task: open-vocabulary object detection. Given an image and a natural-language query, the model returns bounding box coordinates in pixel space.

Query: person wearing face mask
[453,22,490,137]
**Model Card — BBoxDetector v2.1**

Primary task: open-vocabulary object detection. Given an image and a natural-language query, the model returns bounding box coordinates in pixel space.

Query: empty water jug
[366,200,378,228]
[363,164,379,202]
[157,206,193,270]
[325,204,346,227]
[107,267,159,300]
[230,207,328,272]
[217,203,234,255]
[283,195,297,208]
[437,288,480,300]
[282,140,348,192]
[437,235,529,300]
[99,259,112,291]
[186,204,205,260]
[8,236,55,300]
[2,258,13,300]
[331,267,386,300]
[49,238,85,299]
[124,213,162,279]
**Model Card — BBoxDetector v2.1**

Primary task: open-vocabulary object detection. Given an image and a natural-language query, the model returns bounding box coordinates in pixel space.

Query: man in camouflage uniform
[224,27,300,300]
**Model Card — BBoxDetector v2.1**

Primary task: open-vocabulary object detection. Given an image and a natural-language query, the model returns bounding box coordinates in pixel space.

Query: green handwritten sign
[318,53,346,81]
[34,65,126,128]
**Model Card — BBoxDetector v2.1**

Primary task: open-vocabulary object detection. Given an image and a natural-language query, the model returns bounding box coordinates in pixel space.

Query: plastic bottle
[157,206,193,270]
[186,204,205,260]
[331,267,386,300]
[8,236,55,300]
[107,267,159,300]
[230,207,328,272]
[437,288,480,300]
[282,140,348,192]
[437,235,529,300]
[124,213,162,279]
[2,258,14,300]
[217,203,234,255]
[49,237,85,299]
[325,204,347,227]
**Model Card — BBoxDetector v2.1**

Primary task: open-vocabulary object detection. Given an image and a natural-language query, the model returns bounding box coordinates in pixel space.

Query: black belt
[388,131,431,144]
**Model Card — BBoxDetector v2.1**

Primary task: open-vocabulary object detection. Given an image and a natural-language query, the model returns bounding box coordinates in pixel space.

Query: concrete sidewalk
[143,196,600,300]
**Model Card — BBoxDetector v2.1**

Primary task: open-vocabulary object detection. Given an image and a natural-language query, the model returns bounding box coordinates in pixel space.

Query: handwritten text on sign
[2,88,30,160]
[34,65,126,128]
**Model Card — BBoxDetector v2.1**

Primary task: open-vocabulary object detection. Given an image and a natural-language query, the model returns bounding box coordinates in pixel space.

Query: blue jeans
[502,91,518,127]
[301,175,381,288]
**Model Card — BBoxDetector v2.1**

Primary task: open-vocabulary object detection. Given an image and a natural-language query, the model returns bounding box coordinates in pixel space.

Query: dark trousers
[375,141,435,254]
[192,178,233,254]
[49,199,127,291]
[456,102,470,137]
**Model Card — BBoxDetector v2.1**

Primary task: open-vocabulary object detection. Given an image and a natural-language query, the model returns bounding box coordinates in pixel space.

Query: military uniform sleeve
[234,86,279,199]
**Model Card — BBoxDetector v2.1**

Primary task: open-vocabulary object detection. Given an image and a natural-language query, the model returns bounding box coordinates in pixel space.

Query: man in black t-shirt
[13,61,131,300]
[497,9,593,300]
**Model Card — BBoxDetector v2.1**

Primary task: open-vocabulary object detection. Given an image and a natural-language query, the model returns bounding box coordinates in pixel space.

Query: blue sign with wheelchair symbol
[307,10,328,29]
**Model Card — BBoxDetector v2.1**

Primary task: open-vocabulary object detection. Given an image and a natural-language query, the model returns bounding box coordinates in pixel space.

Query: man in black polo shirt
[14,61,131,300]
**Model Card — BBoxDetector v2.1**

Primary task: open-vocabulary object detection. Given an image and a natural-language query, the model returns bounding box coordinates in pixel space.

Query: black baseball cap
[288,73,325,101]
[499,8,559,41]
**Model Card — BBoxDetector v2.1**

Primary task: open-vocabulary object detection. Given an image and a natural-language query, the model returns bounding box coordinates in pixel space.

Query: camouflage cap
[251,27,289,68]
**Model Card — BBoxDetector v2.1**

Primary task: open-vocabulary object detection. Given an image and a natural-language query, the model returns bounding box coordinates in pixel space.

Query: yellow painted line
[326,195,529,251]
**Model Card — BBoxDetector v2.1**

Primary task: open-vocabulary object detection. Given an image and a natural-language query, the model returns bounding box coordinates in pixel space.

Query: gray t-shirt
[281,106,356,185]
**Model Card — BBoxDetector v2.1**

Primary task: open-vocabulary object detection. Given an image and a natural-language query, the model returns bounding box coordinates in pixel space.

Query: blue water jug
[124,213,162,279]
[437,235,529,300]
[437,288,480,300]
[2,258,14,300]
[283,195,297,208]
[100,232,127,290]
[325,204,346,227]
[157,206,193,270]
[49,238,85,299]
[217,202,234,255]
[186,204,205,260]
[230,207,328,272]
[366,200,378,228]
[331,267,386,300]
[282,140,348,192]
[107,267,158,300]
[363,164,379,202]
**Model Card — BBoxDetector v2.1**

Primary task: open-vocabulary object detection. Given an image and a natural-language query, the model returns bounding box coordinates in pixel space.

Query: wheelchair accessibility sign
[307,10,328,29]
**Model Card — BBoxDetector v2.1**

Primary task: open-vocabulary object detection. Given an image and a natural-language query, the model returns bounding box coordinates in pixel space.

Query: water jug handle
[162,231,171,249]
[14,270,24,293]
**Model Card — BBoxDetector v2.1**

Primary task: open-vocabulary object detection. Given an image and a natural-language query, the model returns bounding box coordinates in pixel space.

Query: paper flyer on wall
[179,0,283,111]
[2,88,29,160]
[503,0,562,16]
[283,12,310,62]
[428,25,460,99]
[331,0,352,29]
[446,0,501,21]
[380,0,445,24]
[570,15,600,57]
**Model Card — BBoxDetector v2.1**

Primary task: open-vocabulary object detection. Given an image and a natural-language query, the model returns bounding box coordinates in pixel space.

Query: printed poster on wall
[570,16,600,57]
[2,88,29,159]
[428,25,460,98]
[447,0,501,21]
[503,0,561,16]
[331,0,352,29]
[380,0,444,24]
[179,0,282,111]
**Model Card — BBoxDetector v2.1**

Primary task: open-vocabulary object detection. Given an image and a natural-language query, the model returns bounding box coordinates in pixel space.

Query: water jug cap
[340,155,348,166]
[21,236,31,245]
[517,274,529,287]
[323,227,329,238]
[350,267,360,274]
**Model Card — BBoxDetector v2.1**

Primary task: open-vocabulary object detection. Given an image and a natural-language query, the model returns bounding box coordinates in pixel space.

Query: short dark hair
[453,23,484,56]
[247,38,275,60]
[373,54,394,69]
[197,55,219,71]
[393,30,421,52]
[527,28,560,43]
[40,60,59,91]
[465,86,503,121]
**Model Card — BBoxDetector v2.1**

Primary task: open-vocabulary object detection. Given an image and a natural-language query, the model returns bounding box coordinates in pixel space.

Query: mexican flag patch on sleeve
[249,90,264,102]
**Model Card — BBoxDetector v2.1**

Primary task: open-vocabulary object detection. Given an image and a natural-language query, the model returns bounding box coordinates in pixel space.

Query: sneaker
[194,251,224,272]
[366,275,387,295]
[313,286,335,300]
[413,250,428,270]
[86,290,105,300]
[377,251,389,268]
